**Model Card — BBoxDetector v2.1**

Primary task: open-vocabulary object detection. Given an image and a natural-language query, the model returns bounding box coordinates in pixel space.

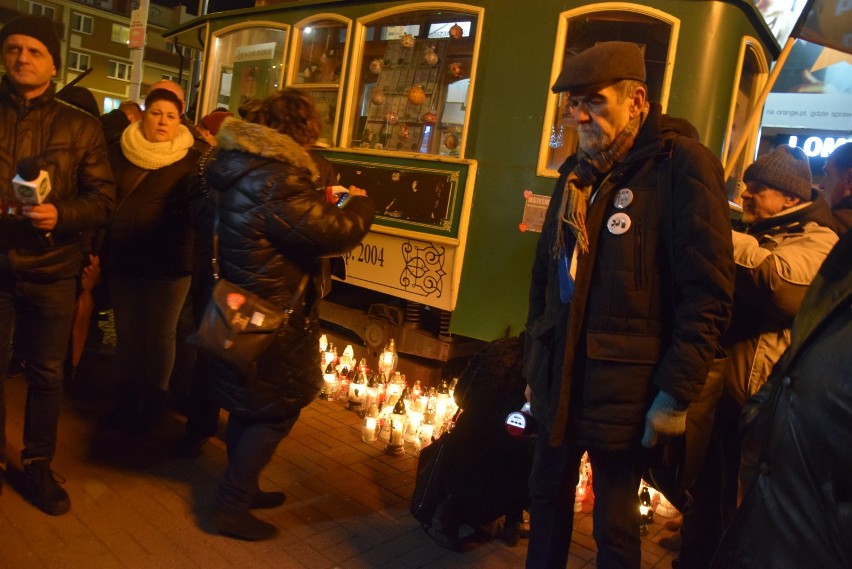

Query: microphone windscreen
[17,158,40,181]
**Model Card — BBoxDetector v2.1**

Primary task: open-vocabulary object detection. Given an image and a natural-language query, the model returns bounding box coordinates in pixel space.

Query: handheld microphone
[12,158,52,205]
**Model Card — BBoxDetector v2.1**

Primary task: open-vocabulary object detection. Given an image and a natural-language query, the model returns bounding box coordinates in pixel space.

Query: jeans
[527,422,644,569]
[217,410,301,511]
[0,277,77,464]
[109,273,191,395]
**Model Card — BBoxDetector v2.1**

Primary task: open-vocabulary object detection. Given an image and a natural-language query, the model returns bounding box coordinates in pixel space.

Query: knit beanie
[200,111,233,136]
[744,145,813,200]
[0,15,62,69]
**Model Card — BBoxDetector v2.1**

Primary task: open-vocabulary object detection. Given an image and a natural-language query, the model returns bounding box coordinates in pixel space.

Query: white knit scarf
[120,121,195,170]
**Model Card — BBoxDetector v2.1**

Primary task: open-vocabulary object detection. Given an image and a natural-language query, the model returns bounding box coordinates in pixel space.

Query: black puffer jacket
[205,118,375,418]
[0,77,115,282]
[524,104,734,449]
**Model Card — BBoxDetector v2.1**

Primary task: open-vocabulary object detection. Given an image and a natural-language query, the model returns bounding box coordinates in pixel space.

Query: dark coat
[712,232,852,569]
[0,77,115,282]
[205,118,375,418]
[524,104,735,450]
[106,142,202,278]
[832,194,852,236]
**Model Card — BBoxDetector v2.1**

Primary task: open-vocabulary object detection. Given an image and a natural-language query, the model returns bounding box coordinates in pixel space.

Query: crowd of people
[522,41,850,569]
[0,15,375,540]
[0,14,850,564]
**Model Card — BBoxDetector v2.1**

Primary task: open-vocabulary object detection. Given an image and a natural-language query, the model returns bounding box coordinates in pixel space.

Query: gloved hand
[641,391,688,448]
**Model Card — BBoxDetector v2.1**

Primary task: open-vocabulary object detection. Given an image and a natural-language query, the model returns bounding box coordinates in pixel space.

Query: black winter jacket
[712,232,852,569]
[0,78,115,282]
[106,141,202,278]
[524,104,735,450]
[205,118,375,418]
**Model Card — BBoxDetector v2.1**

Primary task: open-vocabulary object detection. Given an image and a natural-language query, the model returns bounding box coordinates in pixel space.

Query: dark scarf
[552,108,647,258]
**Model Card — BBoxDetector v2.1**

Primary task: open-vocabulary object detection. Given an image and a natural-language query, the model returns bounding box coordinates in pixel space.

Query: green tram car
[166,0,780,380]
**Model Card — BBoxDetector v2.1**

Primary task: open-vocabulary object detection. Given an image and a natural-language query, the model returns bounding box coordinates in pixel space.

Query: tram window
[347,7,480,156]
[294,21,347,85]
[204,26,288,116]
[290,19,349,145]
[541,8,675,174]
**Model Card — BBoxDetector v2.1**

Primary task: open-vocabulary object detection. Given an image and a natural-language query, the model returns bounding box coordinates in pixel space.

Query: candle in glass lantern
[364,375,379,411]
[319,334,328,353]
[348,368,368,411]
[362,403,379,442]
[337,368,351,401]
[321,363,337,400]
[406,396,424,443]
[386,396,407,455]
[378,339,398,380]
[339,344,356,371]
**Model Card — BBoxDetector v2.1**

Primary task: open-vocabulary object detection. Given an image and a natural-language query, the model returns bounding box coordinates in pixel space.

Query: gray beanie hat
[552,41,646,94]
[743,145,813,200]
[0,14,62,69]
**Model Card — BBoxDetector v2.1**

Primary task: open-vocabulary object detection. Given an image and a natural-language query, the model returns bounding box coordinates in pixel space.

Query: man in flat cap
[523,41,735,567]
[0,14,115,515]
[677,145,837,568]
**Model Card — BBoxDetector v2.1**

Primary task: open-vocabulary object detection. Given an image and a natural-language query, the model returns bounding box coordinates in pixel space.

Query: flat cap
[552,41,646,94]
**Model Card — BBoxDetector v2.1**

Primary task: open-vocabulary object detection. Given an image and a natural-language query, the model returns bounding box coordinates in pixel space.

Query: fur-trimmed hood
[215,117,319,180]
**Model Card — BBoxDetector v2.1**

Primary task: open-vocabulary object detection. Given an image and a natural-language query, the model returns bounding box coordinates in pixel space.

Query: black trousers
[527,422,644,569]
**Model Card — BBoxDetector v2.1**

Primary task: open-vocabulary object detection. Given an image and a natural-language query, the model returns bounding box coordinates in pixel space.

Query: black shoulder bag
[188,197,310,377]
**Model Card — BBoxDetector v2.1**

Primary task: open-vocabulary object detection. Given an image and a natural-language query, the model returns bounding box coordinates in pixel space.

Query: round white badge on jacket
[607,212,631,235]
[613,188,634,209]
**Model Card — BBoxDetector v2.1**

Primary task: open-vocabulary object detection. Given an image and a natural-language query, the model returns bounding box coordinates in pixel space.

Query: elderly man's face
[3,34,56,98]
[740,181,800,224]
[566,84,644,153]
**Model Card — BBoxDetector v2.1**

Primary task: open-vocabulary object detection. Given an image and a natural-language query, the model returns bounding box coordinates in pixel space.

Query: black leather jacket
[0,77,115,282]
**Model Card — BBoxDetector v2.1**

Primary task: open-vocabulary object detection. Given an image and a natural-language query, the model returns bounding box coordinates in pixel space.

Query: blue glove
[641,391,688,448]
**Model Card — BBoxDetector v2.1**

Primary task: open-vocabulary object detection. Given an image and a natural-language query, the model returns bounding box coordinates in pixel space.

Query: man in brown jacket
[0,14,115,515]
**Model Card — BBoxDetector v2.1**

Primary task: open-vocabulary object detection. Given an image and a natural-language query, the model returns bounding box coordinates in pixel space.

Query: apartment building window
[108,60,132,81]
[72,13,94,34]
[104,97,122,113]
[28,2,55,19]
[67,51,91,72]
[111,23,130,45]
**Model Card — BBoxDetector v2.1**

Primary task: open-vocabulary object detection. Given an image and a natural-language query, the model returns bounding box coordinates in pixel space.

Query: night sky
[159,0,256,16]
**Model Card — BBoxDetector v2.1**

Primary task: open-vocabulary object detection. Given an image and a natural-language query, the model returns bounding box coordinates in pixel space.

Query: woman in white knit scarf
[105,88,203,432]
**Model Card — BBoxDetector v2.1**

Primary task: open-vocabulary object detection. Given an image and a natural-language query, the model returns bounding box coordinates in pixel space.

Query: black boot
[23,459,71,516]
[211,503,277,541]
[250,490,287,509]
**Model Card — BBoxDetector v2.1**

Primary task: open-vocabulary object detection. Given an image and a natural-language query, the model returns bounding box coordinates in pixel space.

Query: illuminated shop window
[205,25,288,116]
[346,6,481,156]
[289,17,350,146]
[539,6,677,176]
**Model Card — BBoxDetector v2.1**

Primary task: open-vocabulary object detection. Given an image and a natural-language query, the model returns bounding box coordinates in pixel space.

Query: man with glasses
[523,41,735,568]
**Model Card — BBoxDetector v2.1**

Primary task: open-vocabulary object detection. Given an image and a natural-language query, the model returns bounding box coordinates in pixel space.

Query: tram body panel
[167,0,775,360]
